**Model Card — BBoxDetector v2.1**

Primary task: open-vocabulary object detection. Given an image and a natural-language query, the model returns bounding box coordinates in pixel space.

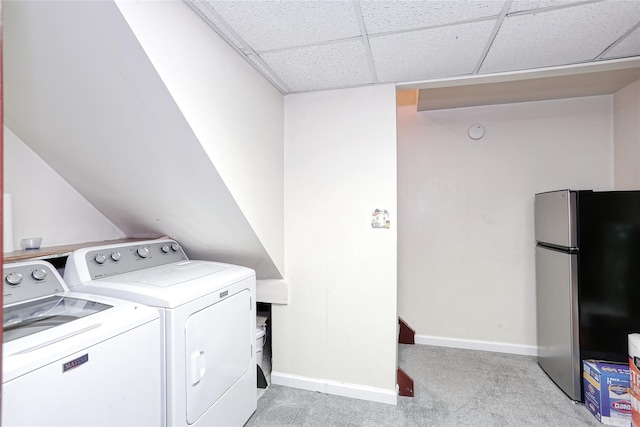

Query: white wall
[397,95,614,352]
[3,0,283,278]
[115,0,285,275]
[3,127,125,250]
[613,78,640,190]
[272,84,398,403]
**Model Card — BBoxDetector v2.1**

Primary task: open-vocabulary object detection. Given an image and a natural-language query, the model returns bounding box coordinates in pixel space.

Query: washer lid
[2,290,160,382]
[3,295,111,343]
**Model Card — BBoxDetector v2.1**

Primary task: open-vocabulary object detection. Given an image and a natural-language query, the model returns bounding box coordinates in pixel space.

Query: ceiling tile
[370,20,497,83]
[509,0,585,14]
[360,0,504,34]
[602,26,640,59]
[208,0,360,52]
[185,0,640,93]
[481,1,640,73]
[259,40,373,92]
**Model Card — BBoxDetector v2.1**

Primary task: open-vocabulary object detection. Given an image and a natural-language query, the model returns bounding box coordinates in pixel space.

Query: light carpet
[245,344,601,426]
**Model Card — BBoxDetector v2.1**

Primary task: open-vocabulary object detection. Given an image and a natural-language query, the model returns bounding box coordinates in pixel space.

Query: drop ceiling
[185,0,640,94]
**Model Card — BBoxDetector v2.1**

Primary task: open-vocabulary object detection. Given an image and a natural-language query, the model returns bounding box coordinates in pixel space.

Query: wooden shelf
[3,237,161,263]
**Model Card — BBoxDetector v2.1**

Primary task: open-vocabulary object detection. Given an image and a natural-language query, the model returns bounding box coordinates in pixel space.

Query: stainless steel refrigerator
[535,189,640,401]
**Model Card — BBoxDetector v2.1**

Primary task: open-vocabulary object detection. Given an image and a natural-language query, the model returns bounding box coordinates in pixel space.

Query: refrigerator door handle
[536,242,579,253]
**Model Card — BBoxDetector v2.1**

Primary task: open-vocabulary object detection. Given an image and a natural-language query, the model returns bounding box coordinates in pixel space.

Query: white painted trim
[256,279,288,304]
[270,371,398,405]
[414,334,538,357]
[397,57,640,90]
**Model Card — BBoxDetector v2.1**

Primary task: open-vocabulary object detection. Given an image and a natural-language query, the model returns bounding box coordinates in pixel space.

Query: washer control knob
[5,272,23,286]
[171,243,180,252]
[161,245,170,254]
[31,269,47,281]
[110,252,121,262]
[137,247,150,258]
[94,253,107,264]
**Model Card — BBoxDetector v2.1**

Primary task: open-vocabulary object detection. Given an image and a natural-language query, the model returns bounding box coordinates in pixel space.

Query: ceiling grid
[184,0,640,94]
[352,0,379,84]
[472,0,514,74]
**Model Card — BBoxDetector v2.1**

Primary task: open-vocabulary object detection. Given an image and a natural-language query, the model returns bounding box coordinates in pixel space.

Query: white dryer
[64,239,257,427]
[2,260,162,426]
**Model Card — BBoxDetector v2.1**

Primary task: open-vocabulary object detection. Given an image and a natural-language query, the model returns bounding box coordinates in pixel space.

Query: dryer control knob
[111,252,121,262]
[94,253,107,264]
[161,245,170,254]
[171,243,180,252]
[137,247,150,258]
[31,269,47,281]
[5,272,23,286]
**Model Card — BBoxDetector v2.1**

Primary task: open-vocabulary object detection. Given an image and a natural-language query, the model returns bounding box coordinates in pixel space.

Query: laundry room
[2,1,640,426]
[2,2,397,424]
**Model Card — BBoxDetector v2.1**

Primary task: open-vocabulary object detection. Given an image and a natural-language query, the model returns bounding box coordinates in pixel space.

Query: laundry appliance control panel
[3,262,66,305]
[83,240,187,280]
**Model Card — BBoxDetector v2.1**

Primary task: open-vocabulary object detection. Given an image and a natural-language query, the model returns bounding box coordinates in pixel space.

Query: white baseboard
[270,371,398,405]
[414,334,538,356]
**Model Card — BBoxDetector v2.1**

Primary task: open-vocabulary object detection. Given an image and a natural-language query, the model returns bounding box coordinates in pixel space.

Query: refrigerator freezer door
[535,190,577,248]
[535,245,581,401]
[577,190,640,363]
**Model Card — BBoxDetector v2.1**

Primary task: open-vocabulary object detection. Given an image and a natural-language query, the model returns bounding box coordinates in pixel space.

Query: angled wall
[114,0,284,275]
[3,0,284,278]
[3,127,125,249]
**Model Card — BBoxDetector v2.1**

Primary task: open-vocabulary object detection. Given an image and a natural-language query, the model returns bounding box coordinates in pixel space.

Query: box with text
[583,360,632,426]
[629,334,640,427]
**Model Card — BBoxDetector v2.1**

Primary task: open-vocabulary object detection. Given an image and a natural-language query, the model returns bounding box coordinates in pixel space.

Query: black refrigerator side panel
[577,191,640,363]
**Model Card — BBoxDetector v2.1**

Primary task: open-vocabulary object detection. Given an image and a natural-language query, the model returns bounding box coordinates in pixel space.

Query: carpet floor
[245,344,602,426]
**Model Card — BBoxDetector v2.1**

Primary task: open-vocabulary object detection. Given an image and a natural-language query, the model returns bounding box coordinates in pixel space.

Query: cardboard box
[630,334,640,427]
[583,360,632,426]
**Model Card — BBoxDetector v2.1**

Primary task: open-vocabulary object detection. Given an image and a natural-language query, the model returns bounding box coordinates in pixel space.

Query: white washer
[2,260,162,426]
[64,239,257,427]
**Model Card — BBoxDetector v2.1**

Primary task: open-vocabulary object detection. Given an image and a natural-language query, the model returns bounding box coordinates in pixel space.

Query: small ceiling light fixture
[468,124,485,140]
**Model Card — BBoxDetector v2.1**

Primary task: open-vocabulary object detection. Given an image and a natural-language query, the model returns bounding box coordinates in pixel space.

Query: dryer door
[185,289,252,424]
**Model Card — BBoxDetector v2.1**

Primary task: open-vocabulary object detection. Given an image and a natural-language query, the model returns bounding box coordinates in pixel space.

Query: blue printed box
[583,360,632,426]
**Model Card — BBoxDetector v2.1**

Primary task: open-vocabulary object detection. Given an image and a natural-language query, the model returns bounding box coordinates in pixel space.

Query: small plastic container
[20,237,42,250]
[256,325,266,370]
